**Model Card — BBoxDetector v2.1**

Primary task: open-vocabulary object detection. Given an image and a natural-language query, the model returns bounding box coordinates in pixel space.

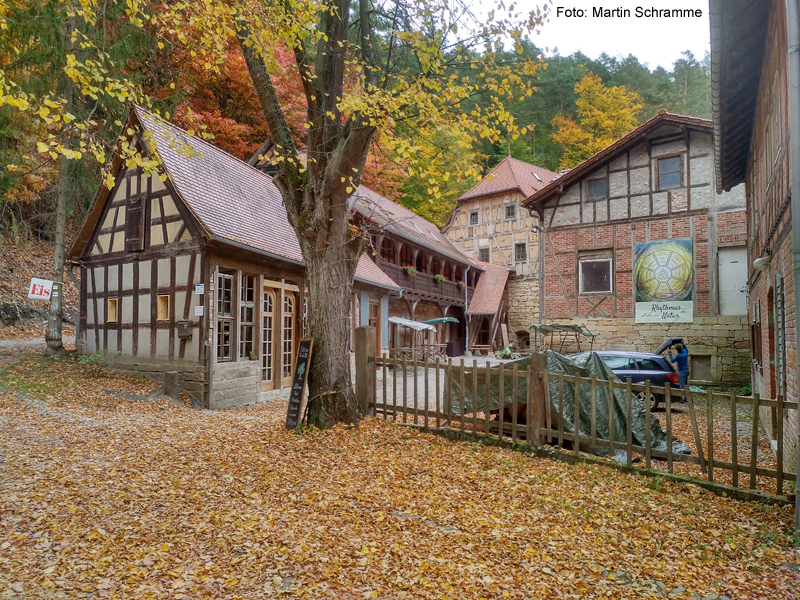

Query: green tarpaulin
[421,317,460,325]
[446,350,689,462]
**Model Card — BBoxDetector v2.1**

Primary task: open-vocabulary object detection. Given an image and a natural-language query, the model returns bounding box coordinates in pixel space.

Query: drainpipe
[784,0,800,532]
[464,265,470,354]
[538,225,544,327]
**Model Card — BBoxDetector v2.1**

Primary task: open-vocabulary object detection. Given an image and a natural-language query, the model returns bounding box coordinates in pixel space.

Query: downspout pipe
[464,265,470,355]
[784,0,800,532]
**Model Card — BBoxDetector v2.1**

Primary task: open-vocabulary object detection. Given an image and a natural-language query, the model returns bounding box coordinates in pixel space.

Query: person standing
[668,342,690,393]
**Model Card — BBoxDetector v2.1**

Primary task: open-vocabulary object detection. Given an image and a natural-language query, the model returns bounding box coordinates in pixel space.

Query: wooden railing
[365,354,798,500]
[377,262,473,304]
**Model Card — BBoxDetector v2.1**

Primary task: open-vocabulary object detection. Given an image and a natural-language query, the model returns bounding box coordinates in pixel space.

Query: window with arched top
[262,291,275,385]
[283,293,295,381]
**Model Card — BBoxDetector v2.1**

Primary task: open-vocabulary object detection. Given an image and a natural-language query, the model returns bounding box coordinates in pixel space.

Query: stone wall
[539,315,751,385]
[508,277,539,347]
[107,355,206,404]
[209,360,261,409]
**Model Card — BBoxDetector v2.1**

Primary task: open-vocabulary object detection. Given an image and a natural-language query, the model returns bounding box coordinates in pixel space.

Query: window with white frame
[216,272,234,361]
[505,204,517,219]
[239,274,255,360]
[579,258,613,294]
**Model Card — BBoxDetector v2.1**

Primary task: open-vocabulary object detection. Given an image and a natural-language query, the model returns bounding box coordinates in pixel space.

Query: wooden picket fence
[365,354,798,499]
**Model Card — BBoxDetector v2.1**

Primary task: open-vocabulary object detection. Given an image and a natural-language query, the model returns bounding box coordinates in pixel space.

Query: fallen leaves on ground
[0,357,798,599]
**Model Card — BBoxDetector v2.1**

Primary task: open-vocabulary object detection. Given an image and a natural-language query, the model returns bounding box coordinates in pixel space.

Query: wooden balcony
[378,262,474,306]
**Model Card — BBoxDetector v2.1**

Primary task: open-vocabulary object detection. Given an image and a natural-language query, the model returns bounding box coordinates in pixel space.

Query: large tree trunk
[236,6,374,428]
[304,237,361,427]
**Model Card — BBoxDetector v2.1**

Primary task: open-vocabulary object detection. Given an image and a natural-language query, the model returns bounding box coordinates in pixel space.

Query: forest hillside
[0,1,710,337]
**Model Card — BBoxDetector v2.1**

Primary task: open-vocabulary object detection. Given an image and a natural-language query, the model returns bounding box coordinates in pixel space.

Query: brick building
[710,0,798,471]
[442,157,557,348]
[523,111,749,384]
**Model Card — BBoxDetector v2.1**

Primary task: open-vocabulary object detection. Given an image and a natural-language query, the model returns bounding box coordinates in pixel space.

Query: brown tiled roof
[352,186,476,267]
[466,260,511,316]
[458,157,557,202]
[134,107,305,264]
[69,107,400,292]
[355,254,402,291]
[524,111,714,208]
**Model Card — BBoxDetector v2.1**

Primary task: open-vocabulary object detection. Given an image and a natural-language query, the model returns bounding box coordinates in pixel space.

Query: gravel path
[0,336,75,365]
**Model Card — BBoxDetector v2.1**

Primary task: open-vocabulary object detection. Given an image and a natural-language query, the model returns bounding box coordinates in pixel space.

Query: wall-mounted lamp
[531,224,544,233]
[753,255,772,272]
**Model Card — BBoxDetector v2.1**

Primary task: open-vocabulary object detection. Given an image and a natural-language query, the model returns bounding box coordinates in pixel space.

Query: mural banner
[634,238,694,323]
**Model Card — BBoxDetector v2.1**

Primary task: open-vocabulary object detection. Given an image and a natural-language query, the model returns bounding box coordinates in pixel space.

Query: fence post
[354,326,376,416]
[530,353,547,447]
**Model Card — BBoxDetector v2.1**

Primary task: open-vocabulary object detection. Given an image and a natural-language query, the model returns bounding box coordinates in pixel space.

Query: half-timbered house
[442,156,557,349]
[68,106,400,409]
[250,146,509,355]
[523,111,749,384]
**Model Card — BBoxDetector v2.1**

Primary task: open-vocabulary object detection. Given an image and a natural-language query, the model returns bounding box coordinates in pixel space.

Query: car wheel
[636,390,660,411]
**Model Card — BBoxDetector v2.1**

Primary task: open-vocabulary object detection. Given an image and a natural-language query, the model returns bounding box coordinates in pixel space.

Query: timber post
[355,326,376,416]
[529,352,547,448]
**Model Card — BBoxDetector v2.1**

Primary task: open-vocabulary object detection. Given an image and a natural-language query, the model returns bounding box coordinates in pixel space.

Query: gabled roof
[523,111,714,208]
[466,260,511,316]
[352,186,476,268]
[134,107,305,264]
[68,107,400,292]
[458,156,557,202]
[709,0,769,192]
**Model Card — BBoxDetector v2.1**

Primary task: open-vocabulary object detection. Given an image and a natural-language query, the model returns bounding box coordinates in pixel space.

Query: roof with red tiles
[458,156,557,202]
[523,111,714,208]
[354,253,402,291]
[466,260,512,316]
[352,186,476,267]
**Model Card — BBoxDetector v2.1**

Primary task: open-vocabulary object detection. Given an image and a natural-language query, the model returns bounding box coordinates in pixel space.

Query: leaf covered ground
[1,357,798,599]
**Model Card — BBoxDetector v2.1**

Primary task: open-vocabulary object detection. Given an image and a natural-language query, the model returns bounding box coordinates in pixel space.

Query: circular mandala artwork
[635,241,693,302]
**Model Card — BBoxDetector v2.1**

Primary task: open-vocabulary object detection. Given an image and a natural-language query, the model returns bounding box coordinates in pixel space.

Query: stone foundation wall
[507,278,539,348]
[538,316,750,384]
[210,361,261,409]
[107,356,206,404]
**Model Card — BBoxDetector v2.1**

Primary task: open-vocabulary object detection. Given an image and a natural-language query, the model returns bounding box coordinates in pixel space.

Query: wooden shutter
[125,196,144,252]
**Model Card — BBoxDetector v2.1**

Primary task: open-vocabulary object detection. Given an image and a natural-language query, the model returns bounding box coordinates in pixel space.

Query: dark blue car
[571,350,680,410]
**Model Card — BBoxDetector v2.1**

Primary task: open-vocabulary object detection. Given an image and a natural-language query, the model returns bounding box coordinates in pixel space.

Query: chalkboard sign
[286,338,313,429]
